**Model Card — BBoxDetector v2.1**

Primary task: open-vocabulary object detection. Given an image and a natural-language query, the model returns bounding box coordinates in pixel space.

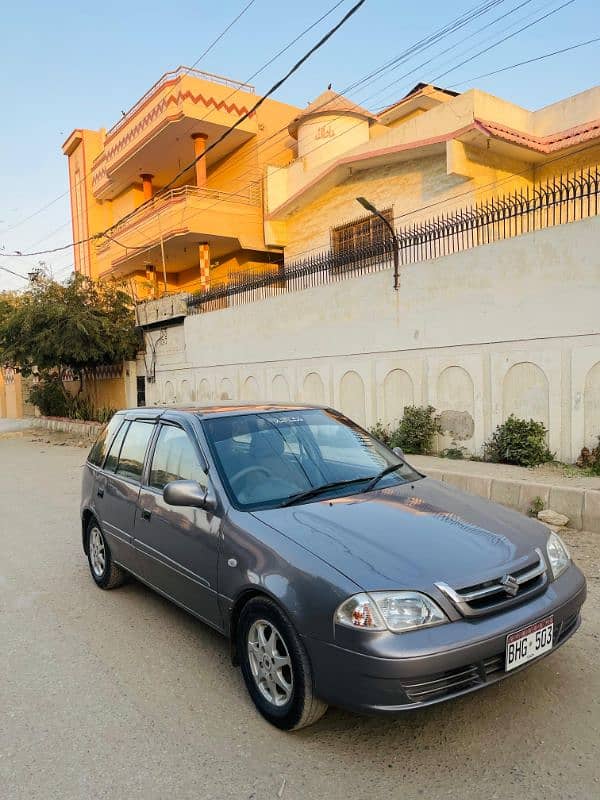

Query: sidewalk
[0,419,30,435]
[410,455,600,532]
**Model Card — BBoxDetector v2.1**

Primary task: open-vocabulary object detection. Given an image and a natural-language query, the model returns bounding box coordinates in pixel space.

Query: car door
[133,421,223,630]
[96,418,156,571]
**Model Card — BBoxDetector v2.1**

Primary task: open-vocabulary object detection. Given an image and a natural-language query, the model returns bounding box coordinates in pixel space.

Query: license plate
[505,615,554,672]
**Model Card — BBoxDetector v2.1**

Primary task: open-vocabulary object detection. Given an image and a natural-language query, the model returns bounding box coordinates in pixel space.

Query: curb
[26,416,103,439]
[425,468,600,533]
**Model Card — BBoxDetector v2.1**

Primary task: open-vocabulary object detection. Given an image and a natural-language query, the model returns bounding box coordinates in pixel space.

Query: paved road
[1,436,599,800]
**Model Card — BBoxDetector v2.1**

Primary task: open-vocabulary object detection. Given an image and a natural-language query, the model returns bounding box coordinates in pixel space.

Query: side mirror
[163,479,216,512]
[392,446,405,460]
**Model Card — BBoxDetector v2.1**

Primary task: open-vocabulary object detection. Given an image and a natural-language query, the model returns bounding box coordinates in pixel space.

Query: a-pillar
[191,133,208,187]
[198,243,210,290]
[140,173,154,201]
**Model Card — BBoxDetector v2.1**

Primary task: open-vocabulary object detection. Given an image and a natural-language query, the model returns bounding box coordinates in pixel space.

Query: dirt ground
[1,435,599,800]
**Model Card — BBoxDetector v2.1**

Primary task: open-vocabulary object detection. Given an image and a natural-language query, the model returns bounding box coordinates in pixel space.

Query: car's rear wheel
[86,519,126,590]
[237,597,327,730]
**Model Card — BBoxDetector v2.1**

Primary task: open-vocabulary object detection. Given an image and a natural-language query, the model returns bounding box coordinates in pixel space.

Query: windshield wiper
[280,477,374,507]
[361,463,403,493]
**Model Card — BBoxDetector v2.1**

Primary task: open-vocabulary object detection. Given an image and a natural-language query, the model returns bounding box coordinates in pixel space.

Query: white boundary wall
[145,216,600,462]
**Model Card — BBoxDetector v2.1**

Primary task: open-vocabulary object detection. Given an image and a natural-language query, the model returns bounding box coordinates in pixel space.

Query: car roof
[118,402,328,420]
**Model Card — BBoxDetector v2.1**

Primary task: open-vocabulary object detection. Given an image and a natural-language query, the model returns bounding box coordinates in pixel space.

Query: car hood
[252,478,550,592]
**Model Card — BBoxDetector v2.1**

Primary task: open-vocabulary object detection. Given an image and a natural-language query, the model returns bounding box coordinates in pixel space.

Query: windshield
[202,409,422,510]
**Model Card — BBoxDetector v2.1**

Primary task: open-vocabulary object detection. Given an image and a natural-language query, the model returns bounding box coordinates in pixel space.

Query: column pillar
[140,173,154,201]
[191,133,208,187]
[145,265,158,298]
[198,243,210,290]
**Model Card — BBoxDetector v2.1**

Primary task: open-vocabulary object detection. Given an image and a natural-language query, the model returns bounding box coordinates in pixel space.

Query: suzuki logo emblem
[500,574,520,597]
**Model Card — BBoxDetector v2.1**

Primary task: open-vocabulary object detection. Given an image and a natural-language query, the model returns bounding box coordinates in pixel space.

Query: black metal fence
[188,167,600,314]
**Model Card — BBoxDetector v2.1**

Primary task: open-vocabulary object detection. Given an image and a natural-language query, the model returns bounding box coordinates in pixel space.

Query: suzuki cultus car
[81,404,586,729]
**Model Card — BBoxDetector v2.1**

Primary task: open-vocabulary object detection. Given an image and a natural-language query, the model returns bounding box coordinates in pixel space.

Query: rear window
[87,415,124,468]
[114,421,155,482]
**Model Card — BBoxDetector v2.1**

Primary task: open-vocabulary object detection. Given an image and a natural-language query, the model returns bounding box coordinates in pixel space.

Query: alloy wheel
[247,619,294,707]
[89,526,106,578]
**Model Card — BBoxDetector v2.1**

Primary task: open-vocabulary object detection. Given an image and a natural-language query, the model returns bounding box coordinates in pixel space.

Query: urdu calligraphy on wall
[314,125,335,140]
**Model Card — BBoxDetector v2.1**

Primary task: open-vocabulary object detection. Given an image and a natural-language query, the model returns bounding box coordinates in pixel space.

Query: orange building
[63,67,299,296]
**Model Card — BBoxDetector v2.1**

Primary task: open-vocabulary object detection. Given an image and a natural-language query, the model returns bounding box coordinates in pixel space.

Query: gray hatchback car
[81,403,586,730]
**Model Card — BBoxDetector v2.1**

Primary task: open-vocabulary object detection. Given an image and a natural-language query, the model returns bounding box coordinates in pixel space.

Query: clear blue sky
[1,0,599,288]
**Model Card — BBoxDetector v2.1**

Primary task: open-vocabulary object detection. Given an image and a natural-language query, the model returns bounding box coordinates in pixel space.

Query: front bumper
[305,564,586,714]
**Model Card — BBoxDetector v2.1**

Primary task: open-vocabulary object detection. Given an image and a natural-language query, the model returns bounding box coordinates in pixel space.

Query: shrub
[28,376,115,423]
[528,496,545,517]
[28,376,70,417]
[393,405,440,455]
[369,421,394,447]
[442,446,465,460]
[584,437,600,475]
[483,415,553,467]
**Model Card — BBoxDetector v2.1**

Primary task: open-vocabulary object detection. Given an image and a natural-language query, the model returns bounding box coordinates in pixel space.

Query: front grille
[402,664,483,703]
[402,612,580,705]
[435,548,548,618]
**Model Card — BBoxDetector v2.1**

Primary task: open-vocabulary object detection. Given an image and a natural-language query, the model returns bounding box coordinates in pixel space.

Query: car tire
[86,519,126,590]
[237,596,327,730]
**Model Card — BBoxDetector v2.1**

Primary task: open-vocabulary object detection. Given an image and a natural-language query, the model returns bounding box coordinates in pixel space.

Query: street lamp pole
[356,196,399,290]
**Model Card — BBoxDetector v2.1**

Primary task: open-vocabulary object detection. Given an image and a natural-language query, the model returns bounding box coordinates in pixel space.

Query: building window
[331,207,394,254]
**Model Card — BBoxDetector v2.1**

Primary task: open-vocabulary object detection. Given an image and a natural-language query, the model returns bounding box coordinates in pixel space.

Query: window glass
[114,421,154,482]
[104,421,130,473]
[149,425,207,491]
[203,409,421,511]
[88,415,123,467]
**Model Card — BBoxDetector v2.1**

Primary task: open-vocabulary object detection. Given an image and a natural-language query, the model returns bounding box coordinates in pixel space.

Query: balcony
[95,183,264,278]
[91,67,258,200]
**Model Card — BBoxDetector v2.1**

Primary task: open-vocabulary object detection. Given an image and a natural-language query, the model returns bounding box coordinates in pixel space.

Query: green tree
[0,274,139,399]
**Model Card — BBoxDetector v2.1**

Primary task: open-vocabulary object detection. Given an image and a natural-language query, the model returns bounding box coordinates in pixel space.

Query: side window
[149,425,207,491]
[88,415,123,467]
[104,421,130,473]
[114,421,155,482]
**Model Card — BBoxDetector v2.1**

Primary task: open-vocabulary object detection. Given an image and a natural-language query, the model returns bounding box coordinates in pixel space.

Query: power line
[2,0,518,256]
[115,0,530,239]
[121,11,596,273]
[342,0,509,95]
[0,264,29,281]
[5,1,350,260]
[431,0,577,83]
[359,0,539,110]
[0,0,261,238]
[2,0,583,263]
[167,0,556,215]
[189,0,582,224]
[107,133,600,272]
[447,34,600,86]
[3,0,367,259]
[4,0,509,253]
[159,0,367,194]
[188,0,258,69]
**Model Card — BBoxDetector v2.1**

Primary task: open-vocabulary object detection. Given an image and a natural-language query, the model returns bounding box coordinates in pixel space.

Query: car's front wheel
[237,597,327,730]
[86,519,126,590]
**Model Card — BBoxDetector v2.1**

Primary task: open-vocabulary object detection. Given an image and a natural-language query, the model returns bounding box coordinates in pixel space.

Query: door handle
[97,488,104,498]
[141,508,152,521]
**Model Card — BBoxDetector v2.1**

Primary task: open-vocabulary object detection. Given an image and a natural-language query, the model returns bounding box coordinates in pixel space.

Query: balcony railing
[97,183,261,249]
[106,66,256,139]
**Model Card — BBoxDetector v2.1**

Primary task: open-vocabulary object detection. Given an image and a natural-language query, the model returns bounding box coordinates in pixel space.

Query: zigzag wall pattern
[92,88,255,186]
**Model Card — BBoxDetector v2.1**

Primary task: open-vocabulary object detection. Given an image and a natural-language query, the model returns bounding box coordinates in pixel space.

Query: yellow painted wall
[0,371,24,419]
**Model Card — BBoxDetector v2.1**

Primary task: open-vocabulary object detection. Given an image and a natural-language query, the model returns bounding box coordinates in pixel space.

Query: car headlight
[546,532,570,580]
[335,591,448,633]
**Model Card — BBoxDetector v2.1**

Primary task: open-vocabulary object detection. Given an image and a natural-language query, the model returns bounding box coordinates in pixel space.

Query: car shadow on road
[115,570,588,751]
